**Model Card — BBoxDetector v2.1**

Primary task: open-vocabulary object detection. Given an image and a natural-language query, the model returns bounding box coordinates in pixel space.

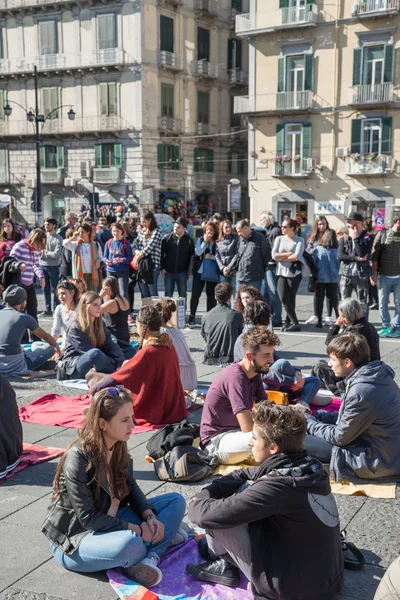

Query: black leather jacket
[338,231,373,277]
[41,443,154,555]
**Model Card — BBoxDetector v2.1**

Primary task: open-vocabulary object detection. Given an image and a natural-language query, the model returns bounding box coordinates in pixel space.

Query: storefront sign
[314,201,344,215]
[373,208,386,231]
[54,199,65,209]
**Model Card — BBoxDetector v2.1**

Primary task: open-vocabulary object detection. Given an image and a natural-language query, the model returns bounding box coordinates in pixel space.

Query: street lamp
[4,65,75,223]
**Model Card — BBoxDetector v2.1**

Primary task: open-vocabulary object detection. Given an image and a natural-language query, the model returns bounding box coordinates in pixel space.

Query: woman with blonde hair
[63,223,102,291]
[42,386,186,587]
[61,291,124,380]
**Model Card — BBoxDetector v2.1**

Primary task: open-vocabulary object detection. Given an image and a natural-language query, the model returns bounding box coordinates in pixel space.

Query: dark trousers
[314,282,339,323]
[341,275,369,320]
[22,283,38,343]
[311,360,343,394]
[190,273,217,317]
[128,280,135,313]
[42,265,60,313]
[276,274,302,325]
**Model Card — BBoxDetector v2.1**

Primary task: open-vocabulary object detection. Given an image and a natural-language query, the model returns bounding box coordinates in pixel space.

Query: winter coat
[338,230,373,277]
[236,230,270,282]
[325,316,380,361]
[307,361,400,482]
[215,234,239,273]
[0,256,23,290]
[264,222,281,266]
[0,376,23,480]
[201,303,243,365]
[313,247,340,283]
[161,232,194,274]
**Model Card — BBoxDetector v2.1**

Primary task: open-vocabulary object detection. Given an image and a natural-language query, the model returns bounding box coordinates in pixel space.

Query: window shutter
[95,144,103,168]
[304,54,314,91]
[108,83,117,116]
[99,83,108,116]
[278,57,285,93]
[227,39,233,71]
[206,149,214,172]
[98,14,116,50]
[352,48,363,86]
[306,0,316,4]
[50,87,59,118]
[197,27,210,61]
[39,21,57,55]
[228,151,233,173]
[0,29,3,60]
[161,84,174,118]
[350,120,362,154]
[0,90,4,120]
[235,39,242,70]
[384,44,394,83]
[160,16,174,53]
[56,146,64,169]
[172,145,180,170]
[42,88,49,117]
[158,144,165,169]
[279,0,289,7]
[276,124,285,156]
[0,149,6,171]
[194,148,201,172]
[168,85,174,118]
[39,147,46,169]
[302,123,312,158]
[381,117,392,155]
[113,143,123,168]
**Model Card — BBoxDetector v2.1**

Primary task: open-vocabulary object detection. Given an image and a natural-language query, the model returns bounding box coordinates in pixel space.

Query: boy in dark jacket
[187,402,344,599]
[161,217,194,304]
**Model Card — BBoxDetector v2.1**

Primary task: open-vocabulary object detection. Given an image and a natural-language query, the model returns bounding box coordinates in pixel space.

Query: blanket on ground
[0,442,63,481]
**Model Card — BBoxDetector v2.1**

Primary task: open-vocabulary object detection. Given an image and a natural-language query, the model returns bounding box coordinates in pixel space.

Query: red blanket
[1,442,63,481]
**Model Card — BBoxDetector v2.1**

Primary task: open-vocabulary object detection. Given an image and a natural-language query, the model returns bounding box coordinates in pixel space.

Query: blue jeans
[379,275,400,329]
[42,265,60,312]
[266,268,282,325]
[269,359,320,405]
[139,267,160,298]
[165,271,188,301]
[122,346,137,360]
[220,275,237,299]
[72,348,117,379]
[24,341,55,370]
[236,279,262,291]
[304,434,333,463]
[51,492,186,573]
[108,271,130,300]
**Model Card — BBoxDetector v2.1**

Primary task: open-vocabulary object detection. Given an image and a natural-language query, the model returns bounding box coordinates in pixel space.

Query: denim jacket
[313,247,340,283]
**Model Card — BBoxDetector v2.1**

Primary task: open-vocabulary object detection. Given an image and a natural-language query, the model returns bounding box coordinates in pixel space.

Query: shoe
[370,303,379,310]
[123,555,162,587]
[286,324,301,332]
[295,400,313,417]
[197,537,216,562]
[316,322,323,329]
[188,316,196,326]
[378,327,392,337]
[186,558,241,588]
[170,528,188,547]
[38,311,52,317]
[305,315,318,325]
[272,321,283,328]
[386,329,400,338]
[324,316,332,326]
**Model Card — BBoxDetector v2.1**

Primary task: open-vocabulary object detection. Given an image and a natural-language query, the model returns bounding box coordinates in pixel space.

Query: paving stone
[21,424,69,445]
[2,494,53,529]
[0,488,51,522]
[0,590,66,600]
[340,565,384,600]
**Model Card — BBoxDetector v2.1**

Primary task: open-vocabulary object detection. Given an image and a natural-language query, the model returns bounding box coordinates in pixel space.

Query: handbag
[308,275,316,293]
[201,258,220,283]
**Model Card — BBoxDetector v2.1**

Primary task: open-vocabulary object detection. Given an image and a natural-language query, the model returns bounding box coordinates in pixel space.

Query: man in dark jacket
[338,212,374,319]
[161,217,194,304]
[187,402,344,599]
[57,212,77,239]
[236,220,270,291]
[306,332,400,483]
[260,212,283,327]
[201,283,243,365]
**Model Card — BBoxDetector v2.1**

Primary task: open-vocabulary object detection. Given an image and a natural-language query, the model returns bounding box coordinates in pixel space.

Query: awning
[160,191,183,199]
[347,189,394,203]
[0,193,11,208]
[272,190,314,203]
[98,191,123,205]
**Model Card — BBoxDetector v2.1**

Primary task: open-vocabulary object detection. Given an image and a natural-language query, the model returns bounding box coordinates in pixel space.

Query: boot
[186,557,241,588]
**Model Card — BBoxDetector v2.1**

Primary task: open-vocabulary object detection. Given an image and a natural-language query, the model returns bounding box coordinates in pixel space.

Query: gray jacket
[40,233,63,267]
[307,361,400,483]
[236,230,270,282]
[215,234,239,273]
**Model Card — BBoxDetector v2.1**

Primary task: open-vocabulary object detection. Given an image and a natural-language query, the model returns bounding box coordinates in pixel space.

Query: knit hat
[4,285,27,306]
[175,217,188,228]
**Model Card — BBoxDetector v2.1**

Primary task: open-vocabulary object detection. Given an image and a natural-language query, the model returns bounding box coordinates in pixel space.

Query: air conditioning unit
[336,147,349,158]
[26,178,36,188]
[80,161,91,178]
[64,177,74,187]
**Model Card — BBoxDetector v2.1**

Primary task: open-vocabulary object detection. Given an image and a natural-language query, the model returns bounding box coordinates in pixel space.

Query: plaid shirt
[133,227,162,269]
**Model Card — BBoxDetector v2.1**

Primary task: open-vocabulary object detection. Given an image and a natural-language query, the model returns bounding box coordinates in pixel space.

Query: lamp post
[4,65,75,223]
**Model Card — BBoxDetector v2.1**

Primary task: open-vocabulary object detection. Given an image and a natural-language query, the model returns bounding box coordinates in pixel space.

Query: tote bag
[201,258,220,283]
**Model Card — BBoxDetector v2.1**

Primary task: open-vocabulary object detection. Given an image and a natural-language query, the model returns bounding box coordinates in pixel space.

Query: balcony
[158,0,183,8]
[0,0,101,13]
[352,0,400,17]
[228,69,249,86]
[235,5,318,36]
[197,122,209,135]
[234,91,313,115]
[160,170,181,185]
[345,155,392,176]
[196,60,218,79]
[93,168,120,185]
[349,83,394,106]
[234,96,254,113]
[41,168,64,184]
[0,168,8,184]
[276,91,313,111]
[195,0,218,17]
[158,117,184,135]
[195,172,216,187]
[273,158,315,178]
[0,116,131,138]
[158,51,183,71]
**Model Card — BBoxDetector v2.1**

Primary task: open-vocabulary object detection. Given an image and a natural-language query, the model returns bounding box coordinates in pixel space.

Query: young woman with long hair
[0,218,21,264]
[305,216,334,326]
[42,386,186,587]
[234,283,265,314]
[133,211,162,298]
[103,222,133,299]
[63,223,102,292]
[61,291,124,379]
[215,220,239,296]
[51,281,80,348]
[100,276,136,360]
[189,221,220,325]
[312,229,340,328]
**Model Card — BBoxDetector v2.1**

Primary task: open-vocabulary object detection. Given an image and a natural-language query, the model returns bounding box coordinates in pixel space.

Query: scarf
[138,332,172,350]
[257,450,324,479]
[75,239,99,286]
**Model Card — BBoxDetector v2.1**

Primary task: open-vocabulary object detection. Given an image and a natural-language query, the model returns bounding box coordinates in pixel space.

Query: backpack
[107,238,129,253]
[153,445,219,482]
[146,420,200,461]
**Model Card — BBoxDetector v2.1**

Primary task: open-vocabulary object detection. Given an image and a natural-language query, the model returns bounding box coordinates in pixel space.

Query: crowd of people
[0,207,400,599]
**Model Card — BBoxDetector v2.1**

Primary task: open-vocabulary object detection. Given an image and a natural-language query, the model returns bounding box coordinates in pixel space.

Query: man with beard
[200,327,279,465]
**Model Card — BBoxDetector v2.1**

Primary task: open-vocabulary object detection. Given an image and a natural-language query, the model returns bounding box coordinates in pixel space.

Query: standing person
[100,276,136,360]
[133,211,162,298]
[272,218,305,332]
[364,218,379,310]
[305,216,333,326]
[371,214,400,338]
[103,222,133,300]
[338,212,374,320]
[63,223,102,292]
[60,229,74,281]
[215,220,239,298]
[235,220,270,291]
[260,212,282,327]
[0,218,21,265]
[57,212,77,239]
[161,217,194,304]
[98,216,113,245]
[51,281,80,348]
[39,218,63,317]
[189,222,219,326]
[313,229,340,328]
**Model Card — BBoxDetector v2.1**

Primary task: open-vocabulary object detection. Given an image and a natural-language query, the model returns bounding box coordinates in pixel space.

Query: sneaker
[316,322,323,329]
[378,327,392,337]
[370,303,379,310]
[324,316,332,326]
[38,311,52,317]
[305,315,318,325]
[386,329,400,338]
[170,528,188,547]
[123,555,162,587]
[188,315,195,326]
[286,324,301,332]
[186,558,240,588]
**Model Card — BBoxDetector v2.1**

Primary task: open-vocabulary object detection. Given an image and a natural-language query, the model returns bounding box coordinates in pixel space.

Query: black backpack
[146,420,200,461]
[153,445,219,482]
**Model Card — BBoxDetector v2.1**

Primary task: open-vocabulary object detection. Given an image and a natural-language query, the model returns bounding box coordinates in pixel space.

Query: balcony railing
[228,69,249,85]
[234,96,254,113]
[197,122,209,135]
[236,5,318,35]
[1,0,100,10]
[0,167,8,184]
[159,51,183,71]
[345,155,392,175]
[195,0,218,16]
[41,168,64,184]
[160,170,181,185]
[195,172,216,187]
[0,116,130,137]
[93,168,120,185]
[276,91,313,111]
[196,60,218,78]
[352,0,400,16]
[349,83,394,105]
[158,117,184,134]
[273,158,315,178]
[234,92,312,114]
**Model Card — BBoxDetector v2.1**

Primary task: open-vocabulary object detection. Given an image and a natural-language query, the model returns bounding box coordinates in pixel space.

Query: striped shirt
[133,227,162,269]
[10,240,44,286]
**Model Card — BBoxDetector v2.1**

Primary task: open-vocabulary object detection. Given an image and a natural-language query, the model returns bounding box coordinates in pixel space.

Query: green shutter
[172,145,180,170]
[39,147,46,169]
[98,14,116,50]
[160,16,174,53]
[0,90,4,121]
[384,44,395,83]
[206,149,214,172]
[197,27,210,61]
[95,144,102,168]
[227,39,233,71]
[276,124,285,156]
[99,83,108,116]
[278,57,285,93]
[279,0,289,7]
[306,0,316,4]
[56,146,64,168]
[350,120,362,154]
[302,123,312,158]
[113,143,122,168]
[352,48,363,86]
[194,148,201,172]
[381,117,392,155]
[108,83,117,116]
[39,21,57,55]
[158,144,165,169]
[304,54,314,91]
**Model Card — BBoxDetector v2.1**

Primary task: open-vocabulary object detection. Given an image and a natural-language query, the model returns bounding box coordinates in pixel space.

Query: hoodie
[188,452,344,600]
[307,361,400,483]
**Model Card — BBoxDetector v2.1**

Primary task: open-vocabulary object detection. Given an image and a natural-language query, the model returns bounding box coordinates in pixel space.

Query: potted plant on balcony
[366,152,379,162]
[293,154,301,162]
[350,153,360,162]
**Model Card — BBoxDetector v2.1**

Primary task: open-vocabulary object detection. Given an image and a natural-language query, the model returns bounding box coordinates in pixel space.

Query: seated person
[51,281,80,348]
[235,301,320,407]
[200,326,278,465]
[41,386,186,588]
[374,555,400,600]
[187,402,344,598]
[234,283,264,314]
[0,285,60,376]
[91,305,187,426]
[70,277,87,296]
[305,332,400,482]
[100,276,136,360]
[156,298,197,391]
[0,375,23,479]
[312,298,380,394]
[201,282,243,365]
[61,291,125,380]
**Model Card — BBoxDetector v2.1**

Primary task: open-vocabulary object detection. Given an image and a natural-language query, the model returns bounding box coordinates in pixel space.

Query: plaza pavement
[1,280,400,600]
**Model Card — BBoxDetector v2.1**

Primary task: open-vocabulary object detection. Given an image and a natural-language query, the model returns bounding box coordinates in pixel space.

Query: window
[40,145,64,169]
[39,21,57,55]
[194,148,214,172]
[228,38,242,70]
[0,149,7,181]
[99,82,118,116]
[157,144,180,170]
[278,53,314,92]
[351,117,392,155]
[0,90,4,121]
[353,44,394,86]
[232,0,243,11]
[161,83,174,118]
[160,16,174,53]
[97,14,117,50]
[197,27,210,61]
[197,91,209,124]
[276,122,312,173]
[228,151,247,174]
[0,28,3,60]
[41,87,59,119]
[95,143,123,168]
[230,96,240,128]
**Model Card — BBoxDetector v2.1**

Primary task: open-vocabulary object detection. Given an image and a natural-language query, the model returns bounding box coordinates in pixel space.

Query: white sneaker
[324,316,332,326]
[305,315,318,325]
[123,555,162,587]
[170,527,189,547]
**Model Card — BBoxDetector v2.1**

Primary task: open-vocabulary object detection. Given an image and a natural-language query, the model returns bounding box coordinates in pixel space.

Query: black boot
[186,557,241,588]
[197,537,217,562]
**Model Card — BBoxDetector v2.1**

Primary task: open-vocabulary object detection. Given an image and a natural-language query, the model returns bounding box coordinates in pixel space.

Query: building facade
[235,0,400,230]
[0,0,248,225]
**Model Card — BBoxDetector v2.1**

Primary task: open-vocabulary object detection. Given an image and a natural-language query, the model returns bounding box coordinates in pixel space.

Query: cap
[175,217,188,228]
[4,285,27,306]
[346,212,364,222]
